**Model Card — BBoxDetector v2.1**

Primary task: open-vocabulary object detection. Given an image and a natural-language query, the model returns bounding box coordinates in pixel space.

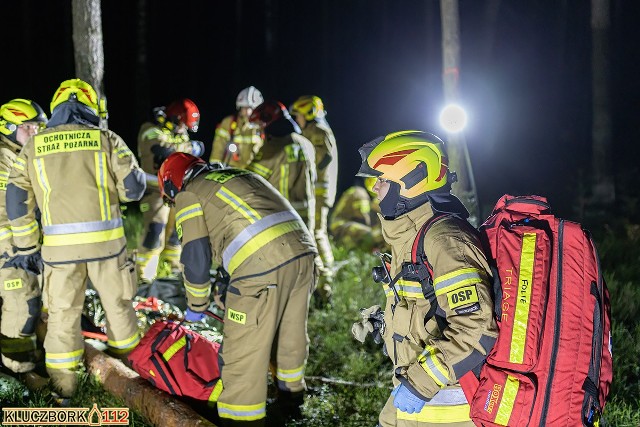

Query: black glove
[4,252,44,275]
[212,267,230,306]
[352,305,385,344]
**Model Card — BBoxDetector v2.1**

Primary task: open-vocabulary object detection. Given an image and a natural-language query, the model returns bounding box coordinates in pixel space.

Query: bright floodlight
[439,104,468,133]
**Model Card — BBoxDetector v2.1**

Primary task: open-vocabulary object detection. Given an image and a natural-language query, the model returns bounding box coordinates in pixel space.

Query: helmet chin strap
[380,183,465,220]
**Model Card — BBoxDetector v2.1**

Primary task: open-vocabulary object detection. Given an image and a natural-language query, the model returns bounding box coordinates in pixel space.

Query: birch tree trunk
[591,0,615,204]
[440,0,480,225]
[71,0,105,96]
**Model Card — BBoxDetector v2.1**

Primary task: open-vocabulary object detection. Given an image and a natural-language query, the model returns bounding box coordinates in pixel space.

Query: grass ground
[1,206,639,426]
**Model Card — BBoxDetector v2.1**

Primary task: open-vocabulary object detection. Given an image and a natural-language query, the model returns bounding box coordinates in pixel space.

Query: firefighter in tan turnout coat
[0,99,47,373]
[158,152,317,426]
[247,100,316,230]
[209,86,264,168]
[7,79,146,398]
[136,98,203,282]
[355,131,498,426]
[290,95,337,301]
[329,176,386,252]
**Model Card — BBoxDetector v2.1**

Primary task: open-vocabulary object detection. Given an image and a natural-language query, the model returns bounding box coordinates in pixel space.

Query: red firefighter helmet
[165,98,200,132]
[250,100,290,127]
[158,152,206,203]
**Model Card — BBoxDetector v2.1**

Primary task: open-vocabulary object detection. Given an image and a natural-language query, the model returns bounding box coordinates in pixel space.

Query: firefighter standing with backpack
[158,152,317,426]
[247,100,316,231]
[136,99,204,283]
[7,79,146,400]
[290,96,338,303]
[209,86,264,168]
[0,99,47,375]
[355,131,497,426]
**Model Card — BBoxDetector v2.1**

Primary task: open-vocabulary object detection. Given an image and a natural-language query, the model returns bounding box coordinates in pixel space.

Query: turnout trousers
[44,250,140,397]
[217,254,316,426]
[313,204,334,298]
[137,192,181,282]
[0,266,40,372]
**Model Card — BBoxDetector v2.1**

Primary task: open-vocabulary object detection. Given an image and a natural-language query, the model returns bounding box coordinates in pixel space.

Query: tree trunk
[440,0,480,225]
[135,0,150,129]
[71,0,105,95]
[591,0,615,204]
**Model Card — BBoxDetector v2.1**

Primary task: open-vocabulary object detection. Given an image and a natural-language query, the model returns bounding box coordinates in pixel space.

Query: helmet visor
[356,136,384,177]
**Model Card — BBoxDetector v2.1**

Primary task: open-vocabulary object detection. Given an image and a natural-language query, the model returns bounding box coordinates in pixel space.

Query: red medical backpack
[413,195,612,426]
[128,320,222,402]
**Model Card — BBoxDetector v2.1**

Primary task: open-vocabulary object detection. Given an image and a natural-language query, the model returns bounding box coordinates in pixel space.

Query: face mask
[379,182,403,219]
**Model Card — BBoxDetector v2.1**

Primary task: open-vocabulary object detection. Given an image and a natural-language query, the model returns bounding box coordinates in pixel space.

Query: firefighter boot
[49,367,79,399]
[277,389,304,423]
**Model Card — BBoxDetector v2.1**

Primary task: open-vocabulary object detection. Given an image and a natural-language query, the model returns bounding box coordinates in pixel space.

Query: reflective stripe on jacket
[0,135,22,257]
[7,124,145,263]
[301,120,338,207]
[175,169,317,310]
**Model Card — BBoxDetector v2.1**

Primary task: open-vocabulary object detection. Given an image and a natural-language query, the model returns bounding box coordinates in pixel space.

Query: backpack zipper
[539,220,564,425]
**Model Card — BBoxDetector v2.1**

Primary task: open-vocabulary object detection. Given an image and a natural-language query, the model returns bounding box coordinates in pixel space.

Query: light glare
[439,104,468,133]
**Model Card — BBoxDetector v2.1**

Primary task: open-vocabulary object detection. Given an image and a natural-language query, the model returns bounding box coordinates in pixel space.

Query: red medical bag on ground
[128,320,222,402]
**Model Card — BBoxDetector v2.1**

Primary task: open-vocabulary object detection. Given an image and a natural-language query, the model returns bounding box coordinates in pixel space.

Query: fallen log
[84,342,216,427]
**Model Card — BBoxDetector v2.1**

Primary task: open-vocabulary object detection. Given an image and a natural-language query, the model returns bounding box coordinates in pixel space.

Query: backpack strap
[409,214,452,330]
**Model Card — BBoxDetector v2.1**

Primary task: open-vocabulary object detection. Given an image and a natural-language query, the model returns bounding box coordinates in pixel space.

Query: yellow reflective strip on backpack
[510,233,536,363]
[162,336,187,362]
[34,158,52,225]
[95,152,110,221]
[227,220,302,274]
[43,226,124,246]
[495,375,520,425]
[209,380,223,402]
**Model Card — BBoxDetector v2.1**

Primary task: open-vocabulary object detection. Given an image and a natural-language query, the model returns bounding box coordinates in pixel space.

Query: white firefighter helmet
[236,86,264,109]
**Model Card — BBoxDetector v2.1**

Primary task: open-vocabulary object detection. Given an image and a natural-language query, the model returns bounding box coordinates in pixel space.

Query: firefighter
[7,79,146,399]
[247,100,316,230]
[329,177,386,252]
[355,131,497,426]
[158,152,317,426]
[209,86,264,168]
[0,99,47,374]
[136,99,204,283]
[290,95,337,302]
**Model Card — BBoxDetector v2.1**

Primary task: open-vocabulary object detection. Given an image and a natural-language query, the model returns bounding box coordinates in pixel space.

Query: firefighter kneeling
[158,153,318,426]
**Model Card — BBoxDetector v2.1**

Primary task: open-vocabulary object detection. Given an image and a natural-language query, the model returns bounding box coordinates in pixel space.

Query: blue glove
[191,140,205,158]
[184,308,206,322]
[392,384,427,414]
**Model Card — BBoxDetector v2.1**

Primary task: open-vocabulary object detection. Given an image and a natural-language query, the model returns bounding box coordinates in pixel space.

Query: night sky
[7,0,640,218]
